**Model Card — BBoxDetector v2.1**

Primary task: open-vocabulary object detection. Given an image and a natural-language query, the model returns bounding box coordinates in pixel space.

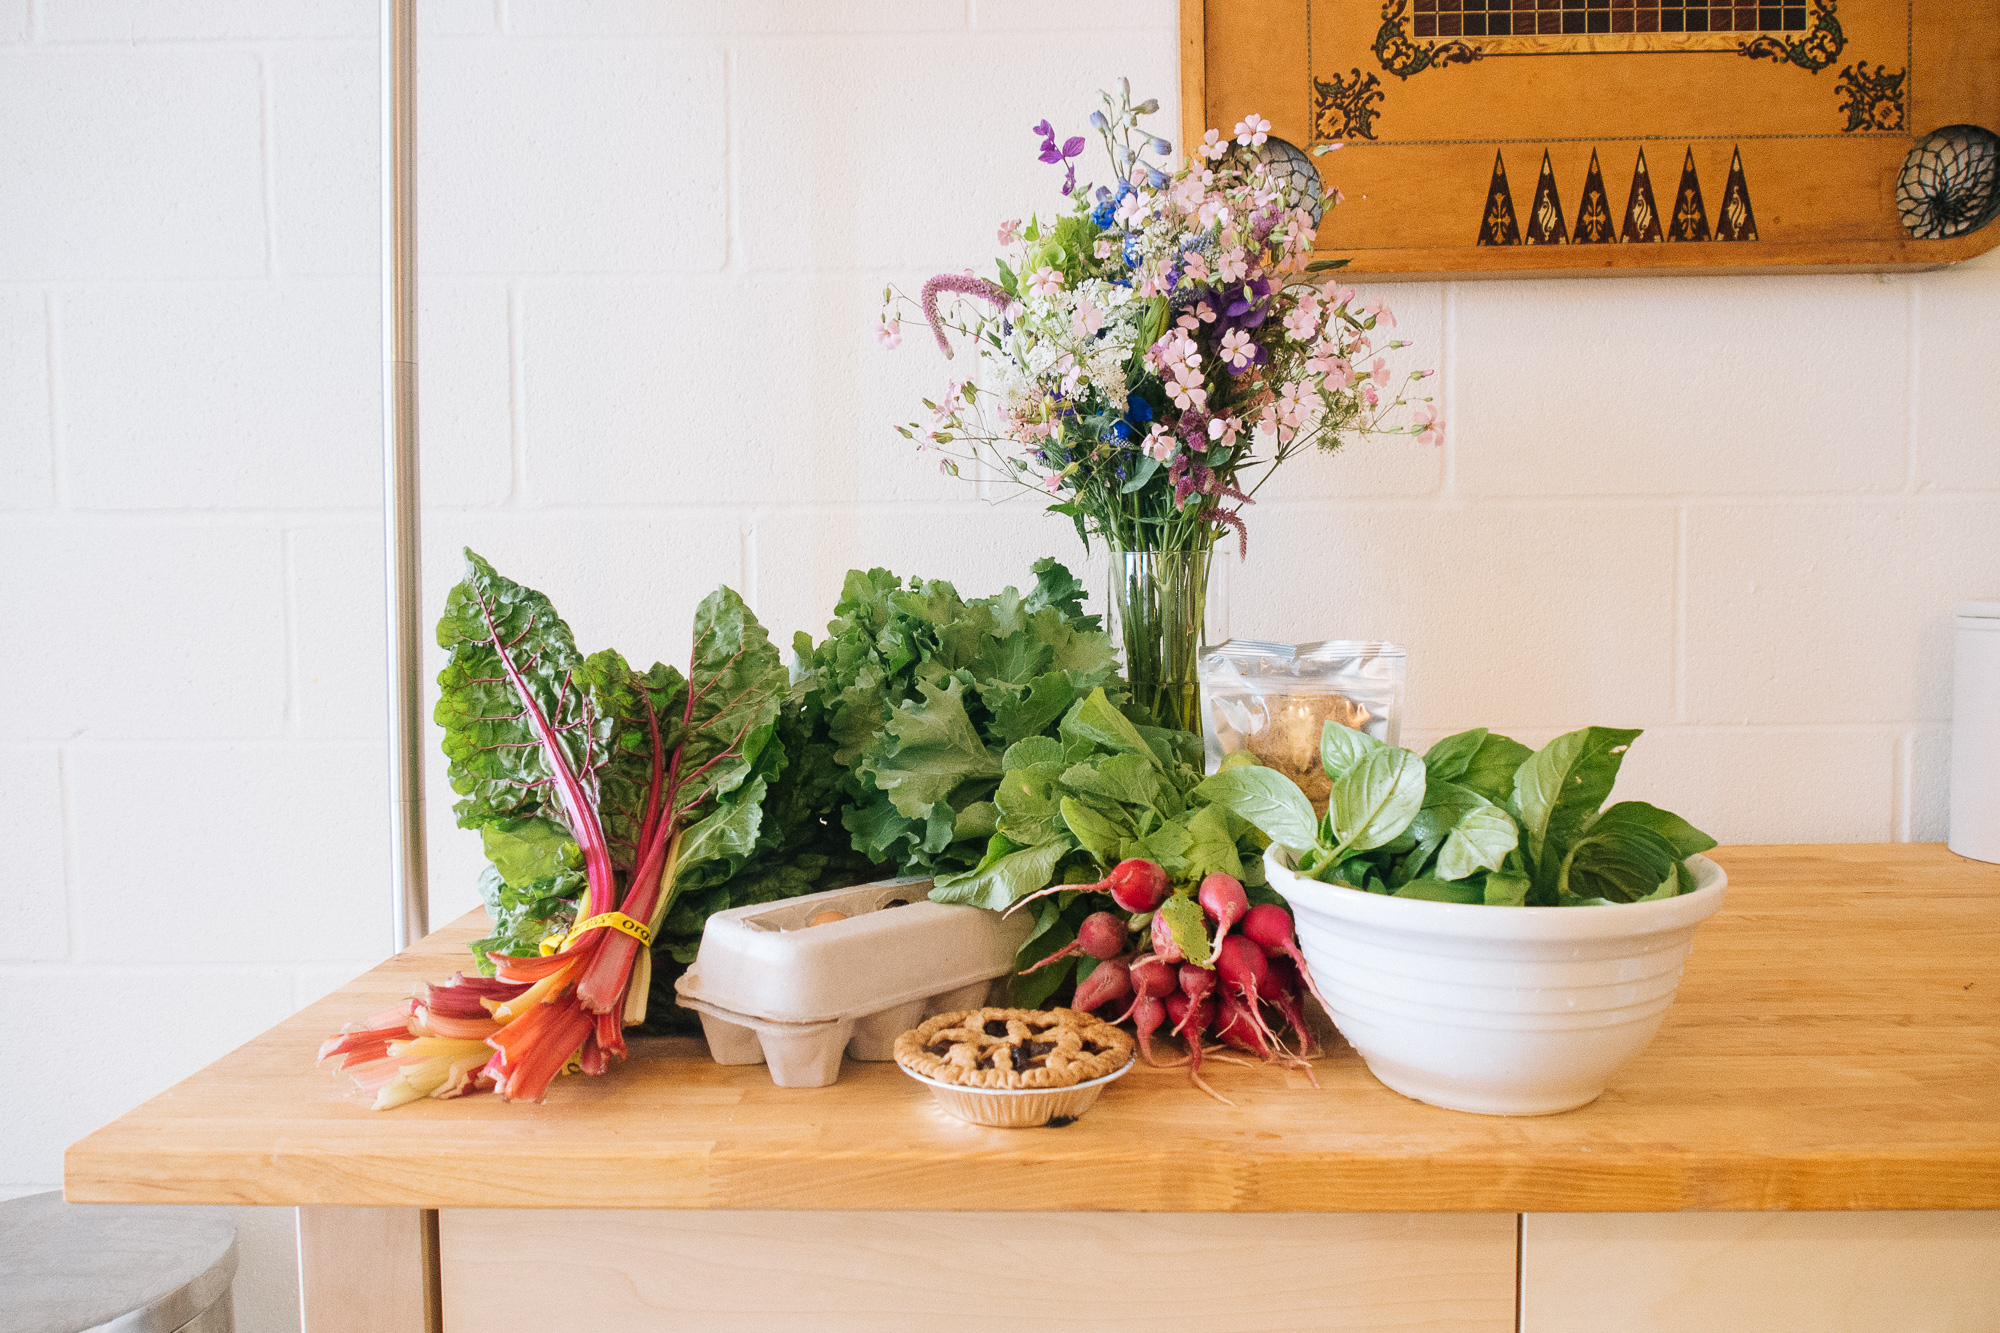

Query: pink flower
[1207,415,1242,447]
[1115,192,1150,227]
[1219,327,1256,371]
[1072,300,1105,339]
[1200,128,1230,161]
[1094,236,1119,260]
[997,218,1023,245]
[1042,472,1065,494]
[1413,402,1444,447]
[1363,384,1379,407]
[1306,346,1352,385]
[1362,297,1398,329]
[1370,356,1390,388]
[875,316,902,350]
[1215,247,1249,283]
[1282,299,1321,340]
[1026,266,1064,299]
[1234,114,1271,147]
[1276,382,1309,428]
[1143,423,1176,462]
[1182,251,1211,282]
[1167,378,1207,411]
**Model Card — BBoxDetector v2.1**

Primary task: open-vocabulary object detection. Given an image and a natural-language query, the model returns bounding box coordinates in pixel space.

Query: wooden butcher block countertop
[65,845,2000,1213]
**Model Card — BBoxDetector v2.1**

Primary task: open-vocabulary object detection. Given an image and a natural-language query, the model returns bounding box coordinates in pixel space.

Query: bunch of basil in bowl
[1196,726,1725,1115]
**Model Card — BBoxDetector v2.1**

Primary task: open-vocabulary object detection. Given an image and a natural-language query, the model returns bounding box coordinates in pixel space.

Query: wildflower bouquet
[878,82,1437,729]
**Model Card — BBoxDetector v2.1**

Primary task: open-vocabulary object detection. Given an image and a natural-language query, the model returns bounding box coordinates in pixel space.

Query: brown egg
[807,909,849,927]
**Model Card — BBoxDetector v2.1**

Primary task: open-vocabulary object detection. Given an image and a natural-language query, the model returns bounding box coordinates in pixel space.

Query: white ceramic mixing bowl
[1266,847,1727,1115]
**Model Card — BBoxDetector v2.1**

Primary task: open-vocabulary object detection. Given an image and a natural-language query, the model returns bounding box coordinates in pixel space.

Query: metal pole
[382,0,428,951]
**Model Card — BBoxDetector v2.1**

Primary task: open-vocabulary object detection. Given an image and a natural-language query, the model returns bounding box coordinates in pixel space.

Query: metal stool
[0,1191,237,1332]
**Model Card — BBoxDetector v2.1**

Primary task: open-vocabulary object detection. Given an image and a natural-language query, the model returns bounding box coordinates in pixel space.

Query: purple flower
[1033,120,1087,193]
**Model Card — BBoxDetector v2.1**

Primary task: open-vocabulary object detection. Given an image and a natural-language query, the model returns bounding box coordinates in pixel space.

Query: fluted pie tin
[1265,846,1727,1115]
[899,1059,1137,1128]
[675,877,1033,1088]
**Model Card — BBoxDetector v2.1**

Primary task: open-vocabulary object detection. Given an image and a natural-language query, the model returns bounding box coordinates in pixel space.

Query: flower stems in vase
[1108,544,1212,734]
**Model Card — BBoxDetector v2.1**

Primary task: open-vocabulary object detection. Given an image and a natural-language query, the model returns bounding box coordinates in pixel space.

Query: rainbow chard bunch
[321,551,786,1106]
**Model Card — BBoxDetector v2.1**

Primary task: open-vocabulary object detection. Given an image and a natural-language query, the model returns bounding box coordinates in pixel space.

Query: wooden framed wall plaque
[1183,1,2000,277]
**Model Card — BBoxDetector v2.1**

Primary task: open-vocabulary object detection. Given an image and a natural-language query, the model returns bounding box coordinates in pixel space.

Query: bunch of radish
[1014,858,1329,1104]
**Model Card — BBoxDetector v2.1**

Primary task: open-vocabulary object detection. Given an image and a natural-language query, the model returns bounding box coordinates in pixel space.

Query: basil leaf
[1558,826,1680,904]
[1425,728,1533,805]
[1320,721,1384,783]
[1328,747,1428,854]
[1483,869,1532,906]
[1193,764,1322,853]
[1394,876,1484,904]
[1407,780,1520,882]
[1513,726,1643,895]
[1586,801,1718,860]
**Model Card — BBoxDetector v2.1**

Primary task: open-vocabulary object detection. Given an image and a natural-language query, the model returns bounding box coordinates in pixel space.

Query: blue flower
[1111,421,1132,441]
[1127,397,1153,423]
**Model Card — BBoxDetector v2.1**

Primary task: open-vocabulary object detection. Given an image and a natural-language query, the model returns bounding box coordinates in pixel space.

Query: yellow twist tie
[538,910,654,956]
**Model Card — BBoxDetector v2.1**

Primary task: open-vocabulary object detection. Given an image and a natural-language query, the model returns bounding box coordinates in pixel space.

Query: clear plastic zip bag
[1199,640,1407,813]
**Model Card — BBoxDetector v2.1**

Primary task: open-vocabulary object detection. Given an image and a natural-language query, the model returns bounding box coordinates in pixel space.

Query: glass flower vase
[1106,544,1217,735]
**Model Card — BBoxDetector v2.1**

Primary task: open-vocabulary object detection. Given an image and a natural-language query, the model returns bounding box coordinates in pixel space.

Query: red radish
[1216,985,1320,1088]
[1004,857,1170,916]
[1260,954,1317,1058]
[1174,964,1215,1033]
[1150,910,1185,965]
[1104,858,1172,912]
[1018,911,1129,975]
[1110,955,1179,1025]
[1215,935,1270,1008]
[1071,957,1132,1013]
[1198,872,1250,955]
[1129,994,1175,1067]
[1164,993,1230,1106]
[1241,903,1334,1013]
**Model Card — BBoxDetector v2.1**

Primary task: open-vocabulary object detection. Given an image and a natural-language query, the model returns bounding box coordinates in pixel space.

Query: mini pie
[895,1006,1135,1090]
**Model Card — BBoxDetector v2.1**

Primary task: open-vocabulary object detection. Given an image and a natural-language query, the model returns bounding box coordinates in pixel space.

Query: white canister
[1950,601,2000,864]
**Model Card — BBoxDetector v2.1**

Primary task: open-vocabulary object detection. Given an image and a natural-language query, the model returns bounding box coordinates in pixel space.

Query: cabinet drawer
[441,1209,1517,1332]
[1523,1211,2000,1333]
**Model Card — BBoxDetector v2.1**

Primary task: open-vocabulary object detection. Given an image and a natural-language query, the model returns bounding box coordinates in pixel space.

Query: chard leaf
[1193,764,1320,853]
[673,776,768,886]
[1513,727,1643,897]
[929,836,1070,912]
[469,865,578,973]
[1328,747,1428,854]
[1424,729,1533,805]
[1320,722,1384,782]
[1060,795,1126,865]
[867,676,1003,819]
[478,817,580,889]
[1159,892,1213,967]
[435,549,615,841]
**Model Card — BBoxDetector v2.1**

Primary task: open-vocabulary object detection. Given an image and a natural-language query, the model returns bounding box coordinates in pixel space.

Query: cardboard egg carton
[674,876,1035,1087]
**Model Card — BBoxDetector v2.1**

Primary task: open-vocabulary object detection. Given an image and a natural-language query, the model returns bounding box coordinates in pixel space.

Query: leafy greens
[1197,724,1717,906]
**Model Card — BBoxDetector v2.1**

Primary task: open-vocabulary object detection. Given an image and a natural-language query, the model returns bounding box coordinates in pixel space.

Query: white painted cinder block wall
[2,1,1995,1327]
